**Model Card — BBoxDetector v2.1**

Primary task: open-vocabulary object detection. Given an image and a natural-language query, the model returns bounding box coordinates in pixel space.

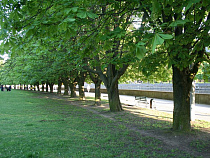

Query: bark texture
[90,73,102,106]
[172,66,192,131]
[62,77,69,95]
[41,82,45,92]
[57,78,62,94]
[69,81,77,98]
[46,82,49,92]
[107,81,122,111]
[49,83,54,93]
[78,71,87,100]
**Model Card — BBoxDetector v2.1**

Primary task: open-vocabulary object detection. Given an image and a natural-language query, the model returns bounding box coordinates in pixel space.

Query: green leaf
[0,52,3,57]
[137,41,146,46]
[71,7,78,13]
[58,22,67,31]
[185,0,201,13]
[64,8,72,15]
[33,21,40,26]
[26,29,34,37]
[136,45,147,59]
[87,12,98,19]
[158,33,173,39]
[151,33,164,53]
[9,39,15,46]
[168,60,173,69]
[42,21,49,24]
[77,11,87,19]
[4,41,10,49]
[151,0,161,19]
[11,52,16,58]
[63,17,76,22]
[169,19,190,27]
[100,35,109,41]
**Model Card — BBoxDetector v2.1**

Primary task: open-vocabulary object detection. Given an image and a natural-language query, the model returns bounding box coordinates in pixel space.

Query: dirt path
[38,92,210,158]
[80,104,210,157]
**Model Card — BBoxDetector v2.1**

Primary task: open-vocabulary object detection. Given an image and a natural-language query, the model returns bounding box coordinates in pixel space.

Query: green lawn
[0,90,208,158]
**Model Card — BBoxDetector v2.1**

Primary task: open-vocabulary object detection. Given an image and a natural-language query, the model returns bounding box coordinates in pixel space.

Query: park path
[83,92,210,122]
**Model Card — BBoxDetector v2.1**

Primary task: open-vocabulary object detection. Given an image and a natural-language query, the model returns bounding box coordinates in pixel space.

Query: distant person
[1,85,3,91]
[87,85,90,93]
[9,85,11,91]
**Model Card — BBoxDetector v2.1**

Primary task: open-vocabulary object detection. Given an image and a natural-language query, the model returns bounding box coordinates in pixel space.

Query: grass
[0,90,209,158]
[190,140,210,152]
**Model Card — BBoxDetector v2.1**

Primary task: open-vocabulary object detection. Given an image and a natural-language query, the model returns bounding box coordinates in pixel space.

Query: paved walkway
[84,92,210,122]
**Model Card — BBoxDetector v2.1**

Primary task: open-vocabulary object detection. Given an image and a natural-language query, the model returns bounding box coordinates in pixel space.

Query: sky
[0,54,9,61]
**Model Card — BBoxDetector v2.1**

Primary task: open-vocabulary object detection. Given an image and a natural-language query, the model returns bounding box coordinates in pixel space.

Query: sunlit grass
[0,90,207,157]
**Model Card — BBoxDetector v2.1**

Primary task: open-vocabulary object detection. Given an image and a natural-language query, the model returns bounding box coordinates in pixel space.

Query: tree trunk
[90,73,102,106]
[95,79,102,106]
[41,82,45,92]
[84,62,128,111]
[46,82,49,92]
[62,77,69,95]
[69,81,77,98]
[36,83,40,91]
[57,78,62,94]
[107,81,122,112]
[78,83,85,100]
[78,71,87,100]
[102,62,124,112]
[172,66,193,132]
[49,83,54,93]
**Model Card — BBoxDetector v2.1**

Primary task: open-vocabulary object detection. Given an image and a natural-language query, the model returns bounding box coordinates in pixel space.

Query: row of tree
[0,0,209,132]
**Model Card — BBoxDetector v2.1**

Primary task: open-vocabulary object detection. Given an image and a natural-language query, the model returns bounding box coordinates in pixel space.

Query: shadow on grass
[15,90,210,157]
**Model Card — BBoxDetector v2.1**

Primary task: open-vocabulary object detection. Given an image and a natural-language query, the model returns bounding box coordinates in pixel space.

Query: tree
[89,72,102,106]
[145,0,210,131]
[82,1,144,111]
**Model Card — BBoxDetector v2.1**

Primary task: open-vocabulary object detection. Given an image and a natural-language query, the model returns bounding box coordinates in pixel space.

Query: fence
[86,83,210,94]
